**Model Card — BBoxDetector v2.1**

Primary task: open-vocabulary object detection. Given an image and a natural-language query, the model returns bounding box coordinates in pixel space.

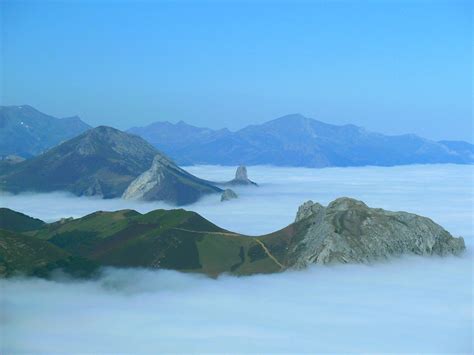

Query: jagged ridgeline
[0,198,464,278]
[128,114,474,167]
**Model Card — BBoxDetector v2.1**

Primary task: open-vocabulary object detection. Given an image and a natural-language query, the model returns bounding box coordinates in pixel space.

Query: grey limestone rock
[295,200,325,223]
[289,197,465,268]
[122,154,222,205]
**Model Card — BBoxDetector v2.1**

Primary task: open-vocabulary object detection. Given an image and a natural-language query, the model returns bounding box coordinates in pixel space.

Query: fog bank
[1,255,471,353]
[1,164,472,353]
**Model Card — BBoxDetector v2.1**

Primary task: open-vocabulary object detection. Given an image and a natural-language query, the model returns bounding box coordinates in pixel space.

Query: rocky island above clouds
[0,125,226,205]
[123,163,259,204]
[223,165,258,186]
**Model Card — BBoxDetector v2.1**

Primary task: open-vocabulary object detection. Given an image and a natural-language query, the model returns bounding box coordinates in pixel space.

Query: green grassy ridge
[0,229,97,278]
[1,207,304,278]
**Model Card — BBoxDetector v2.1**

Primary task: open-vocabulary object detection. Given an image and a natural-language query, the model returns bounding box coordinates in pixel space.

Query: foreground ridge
[0,198,465,278]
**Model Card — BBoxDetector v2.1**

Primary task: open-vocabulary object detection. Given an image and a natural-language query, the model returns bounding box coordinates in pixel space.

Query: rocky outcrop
[287,198,465,268]
[225,166,257,186]
[122,154,222,205]
[294,200,325,223]
[221,189,238,202]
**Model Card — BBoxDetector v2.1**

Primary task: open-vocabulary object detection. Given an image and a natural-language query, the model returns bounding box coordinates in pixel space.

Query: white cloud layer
[1,164,473,353]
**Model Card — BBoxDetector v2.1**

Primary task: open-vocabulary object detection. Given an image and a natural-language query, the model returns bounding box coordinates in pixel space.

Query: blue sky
[1,0,472,141]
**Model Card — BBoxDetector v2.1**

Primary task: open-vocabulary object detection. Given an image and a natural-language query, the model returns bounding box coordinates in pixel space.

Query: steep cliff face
[122,155,222,205]
[286,198,465,268]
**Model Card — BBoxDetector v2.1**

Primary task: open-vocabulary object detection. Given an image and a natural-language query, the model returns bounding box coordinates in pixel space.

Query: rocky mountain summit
[288,198,465,268]
[122,154,222,205]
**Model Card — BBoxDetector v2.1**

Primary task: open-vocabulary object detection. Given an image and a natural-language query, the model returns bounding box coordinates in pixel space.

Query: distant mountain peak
[128,112,474,167]
[92,125,117,131]
[269,113,309,123]
[0,104,91,158]
[72,125,163,159]
[278,113,306,119]
[85,125,117,136]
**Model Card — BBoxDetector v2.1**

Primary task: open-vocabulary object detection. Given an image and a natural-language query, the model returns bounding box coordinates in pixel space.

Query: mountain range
[0,198,465,278]
[0,105,91,158]
[128,114,473,167]
[2,105,472,168]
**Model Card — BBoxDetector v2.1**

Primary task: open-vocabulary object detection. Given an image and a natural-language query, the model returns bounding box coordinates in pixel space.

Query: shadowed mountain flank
[0,126,222,204]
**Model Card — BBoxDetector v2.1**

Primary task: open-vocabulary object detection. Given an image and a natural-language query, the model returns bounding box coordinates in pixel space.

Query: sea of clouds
[1,164,473,353]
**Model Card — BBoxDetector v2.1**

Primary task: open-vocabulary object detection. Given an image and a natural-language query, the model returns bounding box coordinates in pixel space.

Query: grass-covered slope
[0,208,46,232]
[0,229,97,277]
[32,208,284,276]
